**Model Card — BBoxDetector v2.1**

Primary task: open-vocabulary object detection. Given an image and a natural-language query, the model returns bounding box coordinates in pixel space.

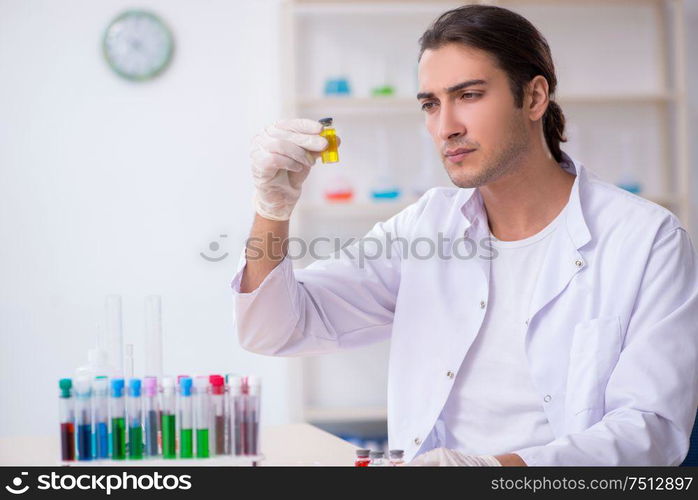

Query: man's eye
[461,92,481,100]
[421,102,437,112]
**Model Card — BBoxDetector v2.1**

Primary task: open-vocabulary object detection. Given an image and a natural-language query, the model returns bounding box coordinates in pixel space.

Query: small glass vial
[319,117,339,164]
[354,448,371,467]
[389,449,404,466]
[368,450,387,466]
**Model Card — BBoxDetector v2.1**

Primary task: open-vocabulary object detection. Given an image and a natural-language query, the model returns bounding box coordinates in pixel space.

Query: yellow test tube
[319,117,339,164]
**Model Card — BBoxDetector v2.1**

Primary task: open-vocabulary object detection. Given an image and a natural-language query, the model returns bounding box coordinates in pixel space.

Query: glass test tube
[110,378,126,460]
[210,375,226,455]
[389,449,405,466]
[222,374,235,455]
[92,376,109,459]
[178,377,193,458]
[74,377,92,461]
[228,375,243,456]
[58,378,75,462]
[319,117,339,164]
[143,376,159,457]
[243,376,261,456]
[127,378,143,459]
[194,376,210,458]
[160,376,176,459]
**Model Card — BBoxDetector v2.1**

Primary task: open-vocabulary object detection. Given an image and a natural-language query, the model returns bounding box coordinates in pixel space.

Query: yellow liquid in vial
[320,127,339,164]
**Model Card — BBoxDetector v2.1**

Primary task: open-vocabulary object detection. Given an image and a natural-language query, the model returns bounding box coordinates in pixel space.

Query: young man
[231,5,698,466]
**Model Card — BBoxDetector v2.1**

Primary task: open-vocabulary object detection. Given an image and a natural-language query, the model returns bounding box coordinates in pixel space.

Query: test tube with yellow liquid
[319,117,339,164]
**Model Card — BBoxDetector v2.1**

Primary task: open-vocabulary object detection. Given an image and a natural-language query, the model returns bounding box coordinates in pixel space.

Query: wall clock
[103,10,174,81]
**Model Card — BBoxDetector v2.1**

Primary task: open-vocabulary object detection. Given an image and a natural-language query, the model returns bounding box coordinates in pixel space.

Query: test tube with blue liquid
[74,377,92,461]
[92,376,109,459]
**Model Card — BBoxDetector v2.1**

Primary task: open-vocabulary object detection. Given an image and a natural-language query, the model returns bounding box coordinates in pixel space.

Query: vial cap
[179,377,193,396]
[143,376,158,397]
[318,117,333,126]
[93,376,108,394]
[389,449,404,458]
[161,376,175,389]
[111,378,125,398]
[355,449,370,457]
[210,375,225,395]
[128,378,142,397]
[74,377,91,396]
[369,451,385,458]
[59,378,72,398]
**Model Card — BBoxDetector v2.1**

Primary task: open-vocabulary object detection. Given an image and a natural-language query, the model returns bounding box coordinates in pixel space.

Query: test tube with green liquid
[160,376,176,459]
[109,378,126,460]
[127,378,143,459]
[178,377,193,458]
[194,376,210,458]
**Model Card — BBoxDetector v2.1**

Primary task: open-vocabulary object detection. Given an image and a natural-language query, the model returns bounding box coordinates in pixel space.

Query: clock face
[103,10,174,81]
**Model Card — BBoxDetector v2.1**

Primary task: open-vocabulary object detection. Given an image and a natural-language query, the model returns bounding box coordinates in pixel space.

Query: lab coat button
[414,437,422,445]
[543,394,552,403]
[480,300,486,309]
[575,259,584,268]
[446,370,454,379]
[525,319,529,326]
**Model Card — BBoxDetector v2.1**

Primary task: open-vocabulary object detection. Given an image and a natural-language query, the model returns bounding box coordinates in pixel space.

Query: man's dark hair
[419,5,567,162]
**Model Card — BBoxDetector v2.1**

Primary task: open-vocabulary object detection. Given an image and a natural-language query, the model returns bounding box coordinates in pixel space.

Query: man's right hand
[250,118,328,221]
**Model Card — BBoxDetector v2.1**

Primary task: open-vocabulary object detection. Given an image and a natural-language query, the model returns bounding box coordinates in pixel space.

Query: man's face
[418,43,530,188]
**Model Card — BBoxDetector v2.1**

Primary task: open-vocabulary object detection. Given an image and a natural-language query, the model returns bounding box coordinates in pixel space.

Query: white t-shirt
[434,206,569,455]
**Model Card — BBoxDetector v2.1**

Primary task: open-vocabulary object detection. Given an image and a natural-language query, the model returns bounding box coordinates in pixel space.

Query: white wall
[0,0,299,437]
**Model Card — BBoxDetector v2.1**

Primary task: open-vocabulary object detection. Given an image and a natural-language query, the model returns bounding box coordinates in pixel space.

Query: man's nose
[437,104,466,142]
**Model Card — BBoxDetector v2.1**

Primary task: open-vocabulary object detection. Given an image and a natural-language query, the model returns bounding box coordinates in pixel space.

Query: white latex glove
[250,118,329,221]
[408,448,502,466]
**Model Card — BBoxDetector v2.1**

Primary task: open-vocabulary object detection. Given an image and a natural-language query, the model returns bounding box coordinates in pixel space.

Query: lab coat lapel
[527,155,591,324]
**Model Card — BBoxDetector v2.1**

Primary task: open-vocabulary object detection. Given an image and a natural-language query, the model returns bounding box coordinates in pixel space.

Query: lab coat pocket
[564,316,622,432]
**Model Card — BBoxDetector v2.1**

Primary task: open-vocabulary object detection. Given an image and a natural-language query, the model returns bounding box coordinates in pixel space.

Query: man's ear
[526,75,550,122]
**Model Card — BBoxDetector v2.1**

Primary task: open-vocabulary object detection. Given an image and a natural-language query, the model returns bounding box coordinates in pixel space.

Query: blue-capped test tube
[92,376,109,459]
[178,377,193,458]
[110,378,126,460]
[74,377,92,461]
[127,378,143,459]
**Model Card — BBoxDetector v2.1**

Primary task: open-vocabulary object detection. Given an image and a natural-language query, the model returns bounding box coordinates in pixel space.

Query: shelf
[304,406,388,423]
[297,199,417,218]
[298,93,675,116]
[297,194,678,217]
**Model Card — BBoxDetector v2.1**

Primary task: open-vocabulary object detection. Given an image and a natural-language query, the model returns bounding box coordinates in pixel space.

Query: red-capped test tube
[209,375,227,455]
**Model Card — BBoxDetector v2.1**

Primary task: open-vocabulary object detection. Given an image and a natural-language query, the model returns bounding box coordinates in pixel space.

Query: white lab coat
[231,153,698,465]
